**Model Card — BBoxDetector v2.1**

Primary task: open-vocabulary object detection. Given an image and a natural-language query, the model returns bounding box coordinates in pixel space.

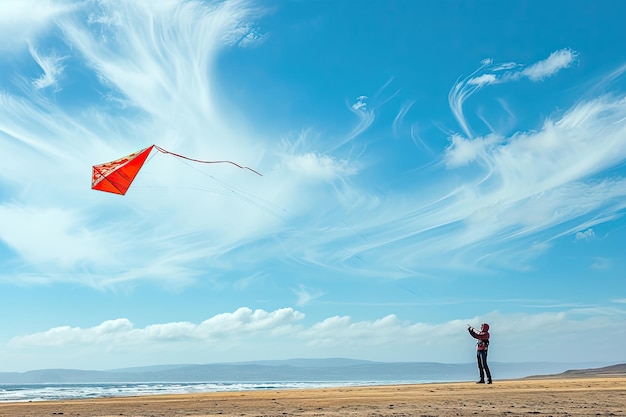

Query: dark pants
[477,350,492,382]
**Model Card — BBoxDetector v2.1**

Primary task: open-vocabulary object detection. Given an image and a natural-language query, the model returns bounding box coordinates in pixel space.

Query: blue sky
[0,0,625,372]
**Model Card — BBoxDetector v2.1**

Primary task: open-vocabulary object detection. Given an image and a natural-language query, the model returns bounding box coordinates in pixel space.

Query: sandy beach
[0,376,624,417]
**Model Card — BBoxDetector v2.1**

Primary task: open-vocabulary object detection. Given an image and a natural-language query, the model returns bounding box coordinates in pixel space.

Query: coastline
[0,376,624,416]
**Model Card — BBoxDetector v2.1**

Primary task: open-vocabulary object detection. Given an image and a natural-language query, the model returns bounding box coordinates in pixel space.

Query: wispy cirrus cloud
[294,285,325,306]
[331,80,401,152]
[1,0,625,292]
[0,0,76,52]
[237,29,267,47]
[0,0,283,288]
[575,228,595,240]
[340,76,626,273]
[0,204,106,268]
[28,44,66,90]
[285,152,356,182]
[328,95,376,152]
[591,257,611,270]
[392,100,415,137]
[449,49,577,138]
[521,49,577,81]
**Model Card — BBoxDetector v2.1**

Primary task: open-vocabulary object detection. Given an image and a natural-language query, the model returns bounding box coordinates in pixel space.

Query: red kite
[91,145,261,195]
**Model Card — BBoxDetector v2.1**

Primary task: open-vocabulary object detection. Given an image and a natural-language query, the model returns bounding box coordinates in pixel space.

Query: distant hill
[108,358,374,373]
[561,363,626,376]
[527,363,626,379]
[233,358,376,368]
[0,359,617,384]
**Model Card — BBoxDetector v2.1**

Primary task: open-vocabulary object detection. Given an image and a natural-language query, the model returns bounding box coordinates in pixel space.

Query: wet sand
[0,377,624,416]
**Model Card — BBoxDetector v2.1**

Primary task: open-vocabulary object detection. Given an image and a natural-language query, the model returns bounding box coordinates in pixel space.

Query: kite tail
[153,145,262,176]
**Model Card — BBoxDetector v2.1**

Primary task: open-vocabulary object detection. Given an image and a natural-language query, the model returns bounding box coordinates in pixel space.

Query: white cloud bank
[4,307,625,371]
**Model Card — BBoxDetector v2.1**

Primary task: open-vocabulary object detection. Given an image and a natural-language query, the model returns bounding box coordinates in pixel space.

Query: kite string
[166,153,287,219]
[153,145,262,176]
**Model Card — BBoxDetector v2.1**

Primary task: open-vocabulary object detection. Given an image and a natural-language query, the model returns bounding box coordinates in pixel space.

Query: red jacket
[468,325,490,351]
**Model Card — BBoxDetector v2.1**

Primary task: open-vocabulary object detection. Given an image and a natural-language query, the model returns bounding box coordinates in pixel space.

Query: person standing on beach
[468,323,492,384]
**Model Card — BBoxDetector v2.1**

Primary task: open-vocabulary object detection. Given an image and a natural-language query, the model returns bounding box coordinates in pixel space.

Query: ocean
[0,381,415,402]
[0,360,593,401]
